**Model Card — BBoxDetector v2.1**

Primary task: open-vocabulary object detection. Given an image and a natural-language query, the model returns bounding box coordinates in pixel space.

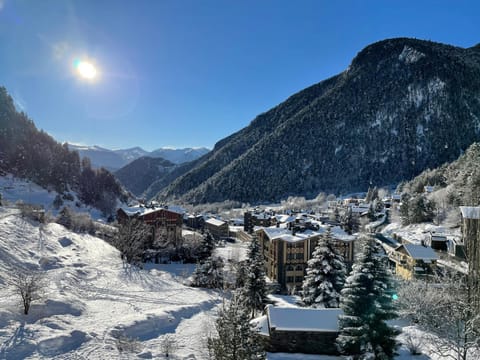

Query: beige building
[391,244,438,280]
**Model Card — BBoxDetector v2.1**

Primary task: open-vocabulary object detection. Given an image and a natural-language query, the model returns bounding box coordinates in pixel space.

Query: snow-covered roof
[275,214,296,223]
[165,205,186,215]
[257,225,355,243]
[398,244,438,260]
[266,305,342,332]
[330,226,356,242]
[252,212,273,220]
[119,206,157,216]
[259,227,326,243]
[119,205,184,217]
[460,206,480,220]
[205,218,226,227]
[251,315,269,336]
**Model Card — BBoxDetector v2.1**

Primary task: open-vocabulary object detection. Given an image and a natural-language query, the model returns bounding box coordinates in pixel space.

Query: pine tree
[208,293,265,360]
[336,238,398,359]
[240,236,268,319]
[191,256,224,289]
[301,229,346,308]
[198,231,215,261]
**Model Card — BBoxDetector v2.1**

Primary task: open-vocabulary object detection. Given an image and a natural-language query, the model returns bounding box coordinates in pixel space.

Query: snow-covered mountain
[67,144,209,171]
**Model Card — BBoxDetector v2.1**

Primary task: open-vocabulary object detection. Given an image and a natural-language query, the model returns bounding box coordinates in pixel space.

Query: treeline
[0,87,126,215]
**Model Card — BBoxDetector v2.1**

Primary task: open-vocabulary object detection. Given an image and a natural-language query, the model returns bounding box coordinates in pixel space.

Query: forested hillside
[157,38,480,204]
[0,87,126,215]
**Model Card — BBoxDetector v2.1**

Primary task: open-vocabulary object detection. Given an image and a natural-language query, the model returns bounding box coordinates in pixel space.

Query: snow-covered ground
[0,175,103,219]
[0,209,222,359]
[0,176,465,359]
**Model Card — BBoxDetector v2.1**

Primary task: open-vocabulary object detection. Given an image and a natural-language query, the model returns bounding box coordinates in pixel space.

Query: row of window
[286,276,304,283]
[286,253,304,260]
[285,265,304,271]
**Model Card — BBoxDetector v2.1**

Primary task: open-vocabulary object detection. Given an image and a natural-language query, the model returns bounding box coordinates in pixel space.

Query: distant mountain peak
[67,144,209,171]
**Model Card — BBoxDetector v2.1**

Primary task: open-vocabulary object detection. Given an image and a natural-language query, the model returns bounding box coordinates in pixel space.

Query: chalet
[254,305,342,355]
[391,244,438,280]
[256,222,355,291]
[204,217,229,240]
[116,205,183,248]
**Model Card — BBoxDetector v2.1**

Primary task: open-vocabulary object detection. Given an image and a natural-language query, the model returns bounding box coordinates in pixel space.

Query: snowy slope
[0,175,103,219]
[0,211,221,359]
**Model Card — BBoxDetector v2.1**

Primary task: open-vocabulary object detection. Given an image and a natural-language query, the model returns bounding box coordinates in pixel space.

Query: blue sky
[1,0,479,150]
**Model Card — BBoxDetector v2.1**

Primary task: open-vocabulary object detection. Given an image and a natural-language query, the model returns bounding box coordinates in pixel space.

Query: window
[286,276,294,283]
[286,265,294,271]
[295,265,303,271]
[295,253,304,260]
[295,276,303,282]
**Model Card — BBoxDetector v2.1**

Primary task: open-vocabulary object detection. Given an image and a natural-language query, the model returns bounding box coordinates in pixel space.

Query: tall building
[256,221,355,291]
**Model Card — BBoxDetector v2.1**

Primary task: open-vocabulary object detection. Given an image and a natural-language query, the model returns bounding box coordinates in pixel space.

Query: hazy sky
[1,0,479,150]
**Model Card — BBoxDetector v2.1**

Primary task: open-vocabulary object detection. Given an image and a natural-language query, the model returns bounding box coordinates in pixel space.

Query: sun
[74,59,97,80]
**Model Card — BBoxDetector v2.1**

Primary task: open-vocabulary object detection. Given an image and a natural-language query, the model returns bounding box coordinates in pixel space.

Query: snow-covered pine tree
[191,256,224,289]
[198,231,215,261]
[208,293,265,360]
[301,228,346,308]
[239,236,269,319]
[336,237,398,359]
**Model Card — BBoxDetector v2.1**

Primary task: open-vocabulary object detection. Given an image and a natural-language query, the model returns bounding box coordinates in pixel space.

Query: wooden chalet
[254,305,342,355]
[117,206,183,248]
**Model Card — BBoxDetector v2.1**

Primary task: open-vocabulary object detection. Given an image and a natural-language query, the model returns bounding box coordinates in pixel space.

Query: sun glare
[74,59,97,80]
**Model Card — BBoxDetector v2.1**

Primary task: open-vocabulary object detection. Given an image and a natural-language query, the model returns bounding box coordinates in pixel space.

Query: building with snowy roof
[256,221,356,291]
[392,243,438,280]
[116,205,183,249]
[204,217,229,240]
[244,210,276,233]
[253,305,343,354]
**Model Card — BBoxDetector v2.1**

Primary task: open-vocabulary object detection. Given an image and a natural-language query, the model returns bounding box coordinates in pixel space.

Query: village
[114,186,479,356]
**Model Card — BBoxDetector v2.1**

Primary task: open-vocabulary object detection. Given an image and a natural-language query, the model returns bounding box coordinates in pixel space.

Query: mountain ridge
[67,144,210,171]
[156,37,480,204]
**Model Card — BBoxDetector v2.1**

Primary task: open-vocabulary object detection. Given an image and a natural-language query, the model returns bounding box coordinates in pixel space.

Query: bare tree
[398,275,480,360]
[10,268,45,315]
[160,334,178,358]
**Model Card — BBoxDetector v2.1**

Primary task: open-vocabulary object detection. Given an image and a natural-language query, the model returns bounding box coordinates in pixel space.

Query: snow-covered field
[0,207,222,359]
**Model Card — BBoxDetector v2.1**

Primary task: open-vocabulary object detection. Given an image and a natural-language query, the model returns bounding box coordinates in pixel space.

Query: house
[204,217,229,240]
[391,244,438,280]
[426,232,448,251]
[254,305,342,354]
[256,222,355,291]
[116,205,183,248]
[185,213,204,229]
